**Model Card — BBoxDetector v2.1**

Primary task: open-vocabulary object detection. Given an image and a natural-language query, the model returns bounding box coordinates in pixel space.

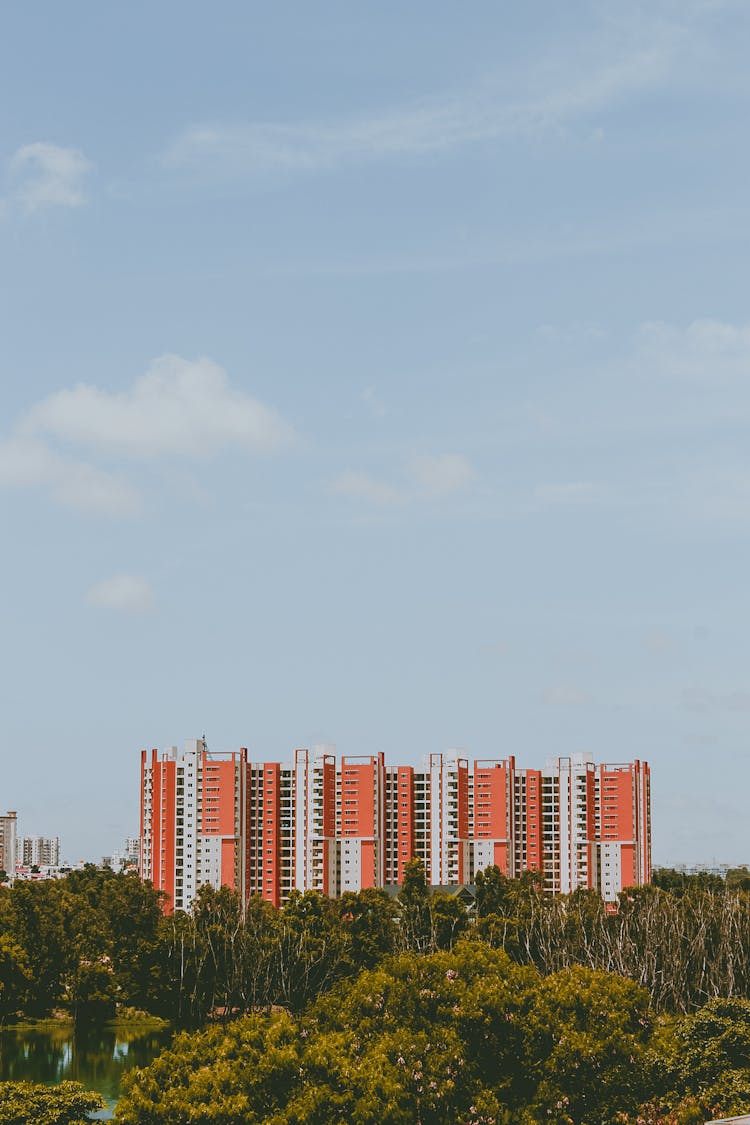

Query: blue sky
[2,1,750,864]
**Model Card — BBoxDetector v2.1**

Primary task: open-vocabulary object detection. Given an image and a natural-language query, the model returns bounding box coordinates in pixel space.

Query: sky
[2,1,750,865]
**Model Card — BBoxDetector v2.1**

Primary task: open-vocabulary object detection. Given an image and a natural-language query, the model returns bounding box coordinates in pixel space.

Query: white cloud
[86,574,155,614]
[0,355,291,516]
[332,471,404,508]
[9,143,92,212]
[0,436,140,516]
[410,453,476,496]
[21,355,291,459]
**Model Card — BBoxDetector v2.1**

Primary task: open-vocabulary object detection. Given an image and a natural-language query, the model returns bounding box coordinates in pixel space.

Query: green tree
[525,966,654,1124]
[339,887,398,969]
[474,865,512,917]
[429,892,469,950]
[671,996,750,1117]
[8,880,69,1015]
[100,871,165,1011]
[397,858,431,952]
[116,1012,304,1124]
[120,942,663,1124]
[0,1081,104,1124]
[726,866,750,891]
[273,890,349,1011]
[0,934,31,1023]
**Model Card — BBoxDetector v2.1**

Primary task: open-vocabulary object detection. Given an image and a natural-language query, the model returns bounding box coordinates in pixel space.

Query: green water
[0,1023,172,1119]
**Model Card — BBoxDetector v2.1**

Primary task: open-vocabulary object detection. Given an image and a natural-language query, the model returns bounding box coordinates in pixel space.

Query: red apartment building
[140,743,651,912]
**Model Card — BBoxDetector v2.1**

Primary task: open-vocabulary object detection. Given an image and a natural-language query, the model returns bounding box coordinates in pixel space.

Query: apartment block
[0,811,17,877]
[140,740,246,913]
[17,835,60,867]
[139,742,651,911]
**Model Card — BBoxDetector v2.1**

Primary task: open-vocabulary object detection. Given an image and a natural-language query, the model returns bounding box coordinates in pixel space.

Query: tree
[726,866,750,892]
[672,996,750,1117]
[116,1013,304,1124]
[0,935,31,1024]
[8,880,70,1015]
[0,1081,104,1125]
[273,890,350,1011]
[339,887,398,969]
[118,942,664,1125]
[398,858,432,953]
[474,865,512,917]
[525,966,654,1124]
[429,892,469,950]
[100,871,165,1011]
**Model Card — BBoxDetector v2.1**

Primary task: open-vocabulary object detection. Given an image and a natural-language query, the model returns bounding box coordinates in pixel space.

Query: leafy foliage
[0,1081,103,1124]
[117,944,658,1125]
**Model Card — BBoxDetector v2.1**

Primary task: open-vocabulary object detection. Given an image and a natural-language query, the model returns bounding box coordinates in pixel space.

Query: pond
[0,1022,172,1119]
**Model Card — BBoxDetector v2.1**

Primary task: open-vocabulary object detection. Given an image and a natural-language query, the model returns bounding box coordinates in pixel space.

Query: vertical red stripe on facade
[525,770,542,876]
[396,766,415,884]
[262,763,281,907]
[474,759,514,877]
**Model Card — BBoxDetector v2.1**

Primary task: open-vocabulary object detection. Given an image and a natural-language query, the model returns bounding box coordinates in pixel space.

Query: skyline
[3,2,750,864]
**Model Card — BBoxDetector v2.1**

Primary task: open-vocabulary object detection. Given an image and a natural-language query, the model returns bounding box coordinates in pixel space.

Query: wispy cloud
[86,574,155,614]
[8,142,93,212]
[410,453,475,496]
[161,31,677,181]
[332,453,477,509]
[331,471,404,509]
[534,481,602,506]
[638,318,750,380]
[361,385,387,419]
[0,436,140,516]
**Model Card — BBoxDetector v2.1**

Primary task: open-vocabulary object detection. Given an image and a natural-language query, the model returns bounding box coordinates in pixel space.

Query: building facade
[16,835,60,867]
[139,743,651,911]
[0,811,17,878]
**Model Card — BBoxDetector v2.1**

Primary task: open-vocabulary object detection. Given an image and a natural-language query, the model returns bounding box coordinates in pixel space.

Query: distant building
[103,836,140,870]
[140,742,651,913]
[669,862,734,879]
[0,811,17,878]
[17,835,60,868]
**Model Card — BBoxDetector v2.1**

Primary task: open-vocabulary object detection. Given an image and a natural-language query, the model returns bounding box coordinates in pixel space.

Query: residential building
[139,742,651,912]
[0,811,17,878]
[17,835,60,867]
[140,740,245,913]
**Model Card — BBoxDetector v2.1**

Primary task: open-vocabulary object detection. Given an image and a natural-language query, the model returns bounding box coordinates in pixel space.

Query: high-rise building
[0,811,17,878]
[140,740,246,913]
[139,743,651,911]
[17,836,60,867]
